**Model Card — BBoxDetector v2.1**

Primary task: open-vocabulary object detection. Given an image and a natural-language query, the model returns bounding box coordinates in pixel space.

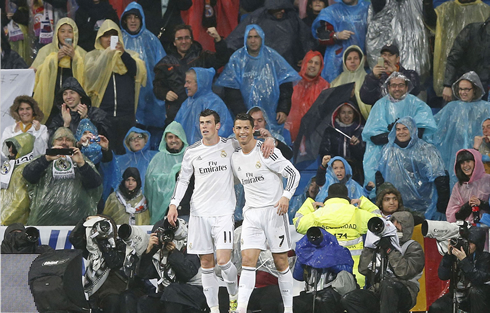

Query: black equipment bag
[28,249,89,312]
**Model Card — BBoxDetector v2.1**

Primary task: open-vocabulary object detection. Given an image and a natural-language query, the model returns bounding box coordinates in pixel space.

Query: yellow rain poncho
[84,20,147,110]
[432,0,490,96]
[330,45,370,120]
[31,18,87,123]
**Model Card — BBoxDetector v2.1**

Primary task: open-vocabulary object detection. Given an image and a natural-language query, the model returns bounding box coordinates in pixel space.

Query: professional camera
[25,227,40,243]
[91,220,112,239]
[422,220,470,255]
[368,217,397,237]
[155,219,180,244]
[118,224,149,279]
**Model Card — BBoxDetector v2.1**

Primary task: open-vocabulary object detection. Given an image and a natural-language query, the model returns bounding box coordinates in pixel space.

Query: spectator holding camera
[447,149,490,223]
[341,211,425,313]
[1,223,52,254]
[474,117,490,173]
[69,215,126,313]
[429,226,490,312]
[136,218,207,313]
[22,127,102,226]
[103,167,149,225]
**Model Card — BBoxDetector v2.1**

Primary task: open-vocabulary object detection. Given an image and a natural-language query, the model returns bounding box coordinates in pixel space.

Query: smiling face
[246,29,262,56]
[124,176,137,191]
[62,89,81,109]
[17,102,34,123]
[53,136,75,148]
[305,55,322,78]
[395,124,411,143]
[338,104,354,125]
[184,71,198,97]
[128,133,147,152]
[174,29,192,56]
[388,77,408,100]
[200,115,220,141]
[482,120,490,137]
[458,80,475,102]
[165,132,183,151]
[125,14,141,33]
[310,0,326,14]
[382,193,399,215]
[345,50,361,72]
[332,160,346,181]
[58,24,74,46]
[460,160,475,178]
[234,119,254,146]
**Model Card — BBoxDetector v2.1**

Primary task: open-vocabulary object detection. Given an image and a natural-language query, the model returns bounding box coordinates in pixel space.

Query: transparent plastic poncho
[362,73,436,185]
[174,67,233,144]
[365,0,430,79]
[315,156,366,202]
[215,24,301,137]
[75,119,102,165]
[432,0,490,96]
[311,0,369,82]
[378,117,446,220]
[426,71,490,187]
[145,121,188,224]
[121,2,167,128]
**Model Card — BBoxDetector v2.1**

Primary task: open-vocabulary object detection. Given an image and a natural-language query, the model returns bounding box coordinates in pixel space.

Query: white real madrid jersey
[231,140,300,211]
[170,137,236,217]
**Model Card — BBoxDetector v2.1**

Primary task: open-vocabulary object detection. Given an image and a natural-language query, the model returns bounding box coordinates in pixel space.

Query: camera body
[155,227,175,244]
[422,220,470,255]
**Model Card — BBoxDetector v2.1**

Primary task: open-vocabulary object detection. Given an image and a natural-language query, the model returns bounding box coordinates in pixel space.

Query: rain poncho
[447,149,490,223]
[145,121,188,224]
[315,156,367,202]
[31,17,87,123]
[1,133,34,225]
[330,45,370,120]
[75,119,102,165]
[431,0,490,96]
[365,0,430,79]
[285,50,329,142]
[174,67,233,144]
[311,0,369,82]
[477,117,490,173]
[362,72,436,185]
[427,71,490,187]
[115,127,157,193]
[215,24,301,136]
[84,19,147,109]
[121,2,167,128]
[377,117,446,220]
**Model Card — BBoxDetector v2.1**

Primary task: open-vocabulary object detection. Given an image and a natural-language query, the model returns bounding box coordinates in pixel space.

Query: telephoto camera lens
[25,227,40,243]
[368,217,385,236]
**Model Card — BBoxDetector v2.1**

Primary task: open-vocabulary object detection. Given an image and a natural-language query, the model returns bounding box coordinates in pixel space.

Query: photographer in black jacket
[429,227,490,313]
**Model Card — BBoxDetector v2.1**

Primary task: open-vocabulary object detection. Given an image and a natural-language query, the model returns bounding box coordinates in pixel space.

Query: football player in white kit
[167,109,275,313]
[231,113,300,313]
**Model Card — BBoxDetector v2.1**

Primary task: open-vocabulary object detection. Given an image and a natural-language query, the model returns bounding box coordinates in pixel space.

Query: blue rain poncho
[315,156,367,202]
[115,127,157,193]
[215,24,301,136]
[362,73,437,185]
[312,0,369,82]
[427,71,490,187]
[174,67,233,144]
[293,228,353,281]
[75,119,102,165]
[121,2,166,128]
[145,121,188,224]
[378,117,446,220]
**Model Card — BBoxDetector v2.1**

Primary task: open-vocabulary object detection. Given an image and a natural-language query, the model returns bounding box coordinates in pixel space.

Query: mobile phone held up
[65,38,73,46]
[46,148,74,156]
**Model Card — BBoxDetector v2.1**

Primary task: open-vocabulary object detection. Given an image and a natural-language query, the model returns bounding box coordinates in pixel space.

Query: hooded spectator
[1,31,28,69]
[22,127,103,225]
[362,72,436,185]
[174,67,233,144]
[216,24,301,137]
[31,17,87,124]
[376,117,450,220]
[1,224,52,254]
[312,0,370,82]
[1,96,48,159]
[330,45,370,119]
[474,117,490,173]
[84,19,147,155]
[285,50,329,142]
[120,2,167,148]
[429,71,490,187]
[447,149,490,223]
[302,0,328,27]
[145,121,188,224]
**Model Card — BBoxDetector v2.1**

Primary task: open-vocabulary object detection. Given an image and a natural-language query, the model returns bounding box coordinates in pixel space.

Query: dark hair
[173,24,194,41]
[455,150,475,184]
[376,189,403,211]
[248,107,263,116]
[344,48,362,65]
[102,29,118,37]
[234,113,254,128]
[200,109,220,124]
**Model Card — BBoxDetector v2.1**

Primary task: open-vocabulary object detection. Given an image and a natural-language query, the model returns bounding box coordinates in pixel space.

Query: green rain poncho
[145,122,188,224]
[1,133,35,225]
